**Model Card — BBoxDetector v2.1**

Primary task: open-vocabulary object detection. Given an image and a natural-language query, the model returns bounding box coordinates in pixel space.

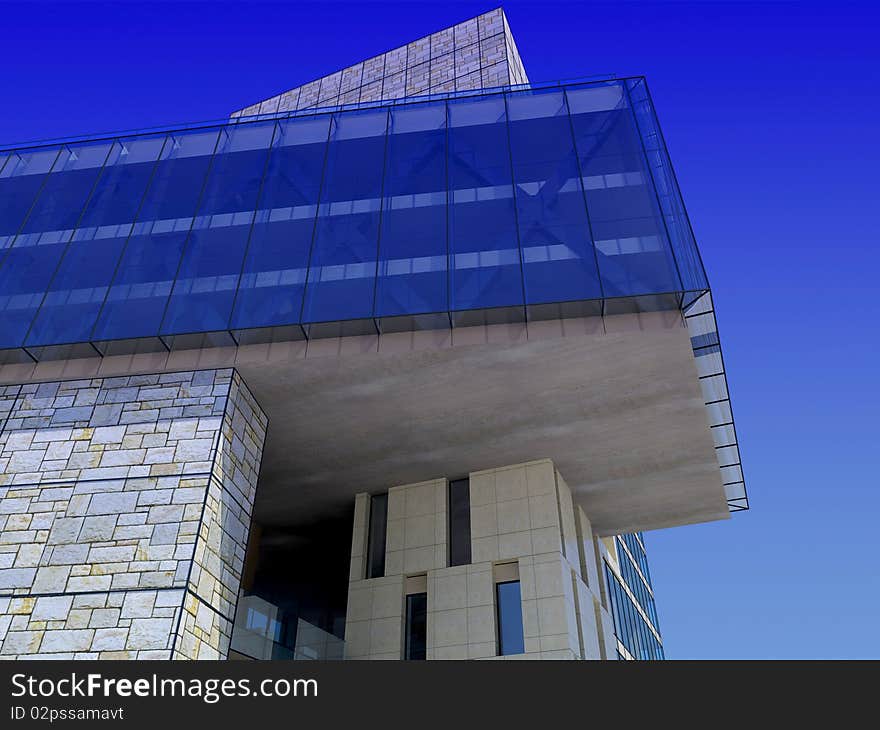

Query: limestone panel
[345,459,609,661]
[384,478,447,576]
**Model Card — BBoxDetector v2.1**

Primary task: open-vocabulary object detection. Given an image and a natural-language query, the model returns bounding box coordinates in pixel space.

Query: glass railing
[230,594,345,661]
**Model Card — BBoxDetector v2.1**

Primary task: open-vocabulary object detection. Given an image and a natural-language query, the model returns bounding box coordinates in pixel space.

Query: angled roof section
[230,8,529,118]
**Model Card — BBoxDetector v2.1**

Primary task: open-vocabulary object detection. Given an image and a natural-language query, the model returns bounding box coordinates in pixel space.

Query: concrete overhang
[0,311,728,536]
[242,313,729,535]
[0,312,729,535]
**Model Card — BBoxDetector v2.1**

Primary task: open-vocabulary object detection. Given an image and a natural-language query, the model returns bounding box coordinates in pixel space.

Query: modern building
[0,8,746,660]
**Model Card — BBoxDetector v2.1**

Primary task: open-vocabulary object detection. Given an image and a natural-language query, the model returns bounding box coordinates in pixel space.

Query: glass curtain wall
[0,79,707,358]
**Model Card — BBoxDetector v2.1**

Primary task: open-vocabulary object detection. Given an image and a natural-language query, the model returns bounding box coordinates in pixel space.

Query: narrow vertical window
[404,592,427,660]
[366,493,388,579]
[496,580,525,656]
[448,477,471,566]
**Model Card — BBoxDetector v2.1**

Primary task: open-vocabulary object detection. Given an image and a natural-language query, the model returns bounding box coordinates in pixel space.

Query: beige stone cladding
[230,8,531,118]
[0,369,267,659]
[344,459,614,660]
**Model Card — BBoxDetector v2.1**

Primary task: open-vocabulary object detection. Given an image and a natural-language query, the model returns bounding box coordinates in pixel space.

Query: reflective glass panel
[626,78,707,293]
[0,148,60,251]
[506,90,602,305]
[375,103,448,320]
[161,123,275,335]
[448,96,522,312]
[230,116,330,332]
[301,109,388,325]
[496,580,525,655]
[25,136,166,347]
[0,141,112,348]
[567,83,681,297]
[92,129,220,343]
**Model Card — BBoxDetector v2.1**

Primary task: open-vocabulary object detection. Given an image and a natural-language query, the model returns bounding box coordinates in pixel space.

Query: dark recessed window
[404,592,427,660]
[448,478,471,566]
[366,493,388,579]
[496,580,525,656]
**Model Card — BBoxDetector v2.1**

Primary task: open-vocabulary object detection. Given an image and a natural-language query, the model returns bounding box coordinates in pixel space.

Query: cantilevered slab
[240,316,728,535]
[0,313,728,535]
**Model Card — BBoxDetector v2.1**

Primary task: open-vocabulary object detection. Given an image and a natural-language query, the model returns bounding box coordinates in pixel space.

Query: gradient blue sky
[1,0,877,658]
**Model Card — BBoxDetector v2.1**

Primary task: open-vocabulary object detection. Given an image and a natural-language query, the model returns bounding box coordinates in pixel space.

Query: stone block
[0,567,36,590]
[49,544,90,564]
[40,629,94,653]
[92,628,128,651]
[87,609,120,629]
[121,591,157,619]
[78,515,117,542]
[1,630,43,655]
[99,449,146,468]
[31,596,74,621]
[86,492,139,515]
[66,575,111,592]
[126,618,172,650]
[88,545,137,563]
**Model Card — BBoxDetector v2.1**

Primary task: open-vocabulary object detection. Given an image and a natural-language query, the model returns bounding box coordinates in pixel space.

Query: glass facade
[604,561,664,661]
[0,78,707,357]
[616,534,659,630]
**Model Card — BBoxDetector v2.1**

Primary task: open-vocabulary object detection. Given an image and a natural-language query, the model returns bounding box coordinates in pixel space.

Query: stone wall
[345,459,616,660]
[0,369,266,659]
[231,8,529,117]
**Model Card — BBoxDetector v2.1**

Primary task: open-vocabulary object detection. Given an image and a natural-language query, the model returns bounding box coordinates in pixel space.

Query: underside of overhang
[234,314,728,535]
[0,311,729,535]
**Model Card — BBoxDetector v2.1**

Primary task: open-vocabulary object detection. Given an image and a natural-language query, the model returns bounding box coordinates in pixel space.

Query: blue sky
[2,0,877,658]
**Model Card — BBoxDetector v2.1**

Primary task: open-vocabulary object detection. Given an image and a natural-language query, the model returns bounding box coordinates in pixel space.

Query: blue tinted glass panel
[604,562,663,660]
[0,80,708,353]
[496,580,525,655]
[230,116,330,332]
[0,142,112,348]
[626,78,707,293]
[92,129,219,343]
[507,90,602,305]
[136,130,220,221]
[0,148,59,248]
[18,142,111,234]
[448,96,522,312]
[567,83,681,297]
[161,123,275,335]
[375,103,447,319]
[301,110,387,324]
[25,137,165,347]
